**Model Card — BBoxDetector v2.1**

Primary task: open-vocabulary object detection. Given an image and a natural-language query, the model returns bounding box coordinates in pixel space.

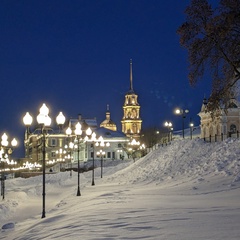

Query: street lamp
[0,133,18,200]
[86,129,97,186]
[96,149,105,178]
[65,127,74,177]
[164,121,173,142]
[128,139,140,162]
[23,103,66,218]
[64,142,74,177]
[175,108,189,138]
[74,122,83,196]
[65,124,92,196]
[55,147,67,171]
[190,122,194,140]
[139,143,146,157]
[96,137,110,178]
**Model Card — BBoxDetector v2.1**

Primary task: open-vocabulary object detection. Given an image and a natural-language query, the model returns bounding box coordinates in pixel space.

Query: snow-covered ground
[1,138,240,240]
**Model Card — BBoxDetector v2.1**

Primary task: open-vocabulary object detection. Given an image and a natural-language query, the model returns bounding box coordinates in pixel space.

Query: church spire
[129,59,133,92]
[106,104,110,120]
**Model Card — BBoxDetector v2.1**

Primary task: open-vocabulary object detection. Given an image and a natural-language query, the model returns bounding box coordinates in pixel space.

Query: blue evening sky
[0,0,216,156]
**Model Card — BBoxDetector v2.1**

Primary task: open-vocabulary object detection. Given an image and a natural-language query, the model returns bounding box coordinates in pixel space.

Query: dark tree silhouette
[178,0,240,113]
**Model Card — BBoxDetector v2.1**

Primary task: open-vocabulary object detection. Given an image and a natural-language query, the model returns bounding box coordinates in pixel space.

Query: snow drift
[0,138,240,240]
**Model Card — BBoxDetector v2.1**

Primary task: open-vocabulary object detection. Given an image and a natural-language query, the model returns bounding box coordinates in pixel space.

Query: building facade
[23,114,129,170]
[198,97,240,140]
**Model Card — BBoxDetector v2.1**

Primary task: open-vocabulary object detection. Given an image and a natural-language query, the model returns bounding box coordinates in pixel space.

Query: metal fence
[144,131,240,155]
[203,132,240,142]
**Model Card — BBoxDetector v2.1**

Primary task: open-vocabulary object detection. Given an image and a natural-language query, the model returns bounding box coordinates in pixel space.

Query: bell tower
[121,59,142,138]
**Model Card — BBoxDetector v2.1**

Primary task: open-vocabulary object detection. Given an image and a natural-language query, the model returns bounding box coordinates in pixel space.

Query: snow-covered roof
[95,127,127,139]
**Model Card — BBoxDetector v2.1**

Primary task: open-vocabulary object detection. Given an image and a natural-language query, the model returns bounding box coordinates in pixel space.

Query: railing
[203,131,239,142]
[145,131,240,154]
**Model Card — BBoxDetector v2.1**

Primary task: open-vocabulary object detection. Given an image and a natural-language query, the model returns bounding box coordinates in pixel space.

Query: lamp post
[128,139,140,162]
[0,133,18,200]
[96,137,110,178]
[23,103,66,218]
[87,129,97,186]
[139,143,146,157]
[96,149,105,178]
[175,108,189,138]
[190,122,194,140]
[64,142,74,177]
[164,121,173,142]
[65,124,92,195]
[74,123,82,196]
[65,128,76,177]
[55,147,67,172]
[66,123,81,196]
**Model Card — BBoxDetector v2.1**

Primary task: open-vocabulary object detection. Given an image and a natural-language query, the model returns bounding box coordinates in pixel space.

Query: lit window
[51,138,57,146]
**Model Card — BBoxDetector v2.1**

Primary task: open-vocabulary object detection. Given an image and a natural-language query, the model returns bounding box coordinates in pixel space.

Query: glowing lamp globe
[56,112,66,125]
[23,112,33,126]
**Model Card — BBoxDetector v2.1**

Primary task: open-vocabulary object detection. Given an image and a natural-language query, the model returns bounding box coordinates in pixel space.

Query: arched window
[132,123,137,133]
[230,124,237,133]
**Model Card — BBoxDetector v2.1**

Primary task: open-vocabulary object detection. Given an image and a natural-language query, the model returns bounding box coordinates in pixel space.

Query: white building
[23,113,129,171]
[198,97,240,141]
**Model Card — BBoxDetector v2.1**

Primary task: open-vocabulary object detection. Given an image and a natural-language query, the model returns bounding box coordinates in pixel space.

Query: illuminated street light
[23,103,65,218]
[190,122,194,140]
[96,137,110,178]
[74,122,82,196]
[175,108,189,138]
[87,130,97,186]
[0,133,18,200]
[128,139,140,162]
[164,121,173,142]
[96,149,105,178]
